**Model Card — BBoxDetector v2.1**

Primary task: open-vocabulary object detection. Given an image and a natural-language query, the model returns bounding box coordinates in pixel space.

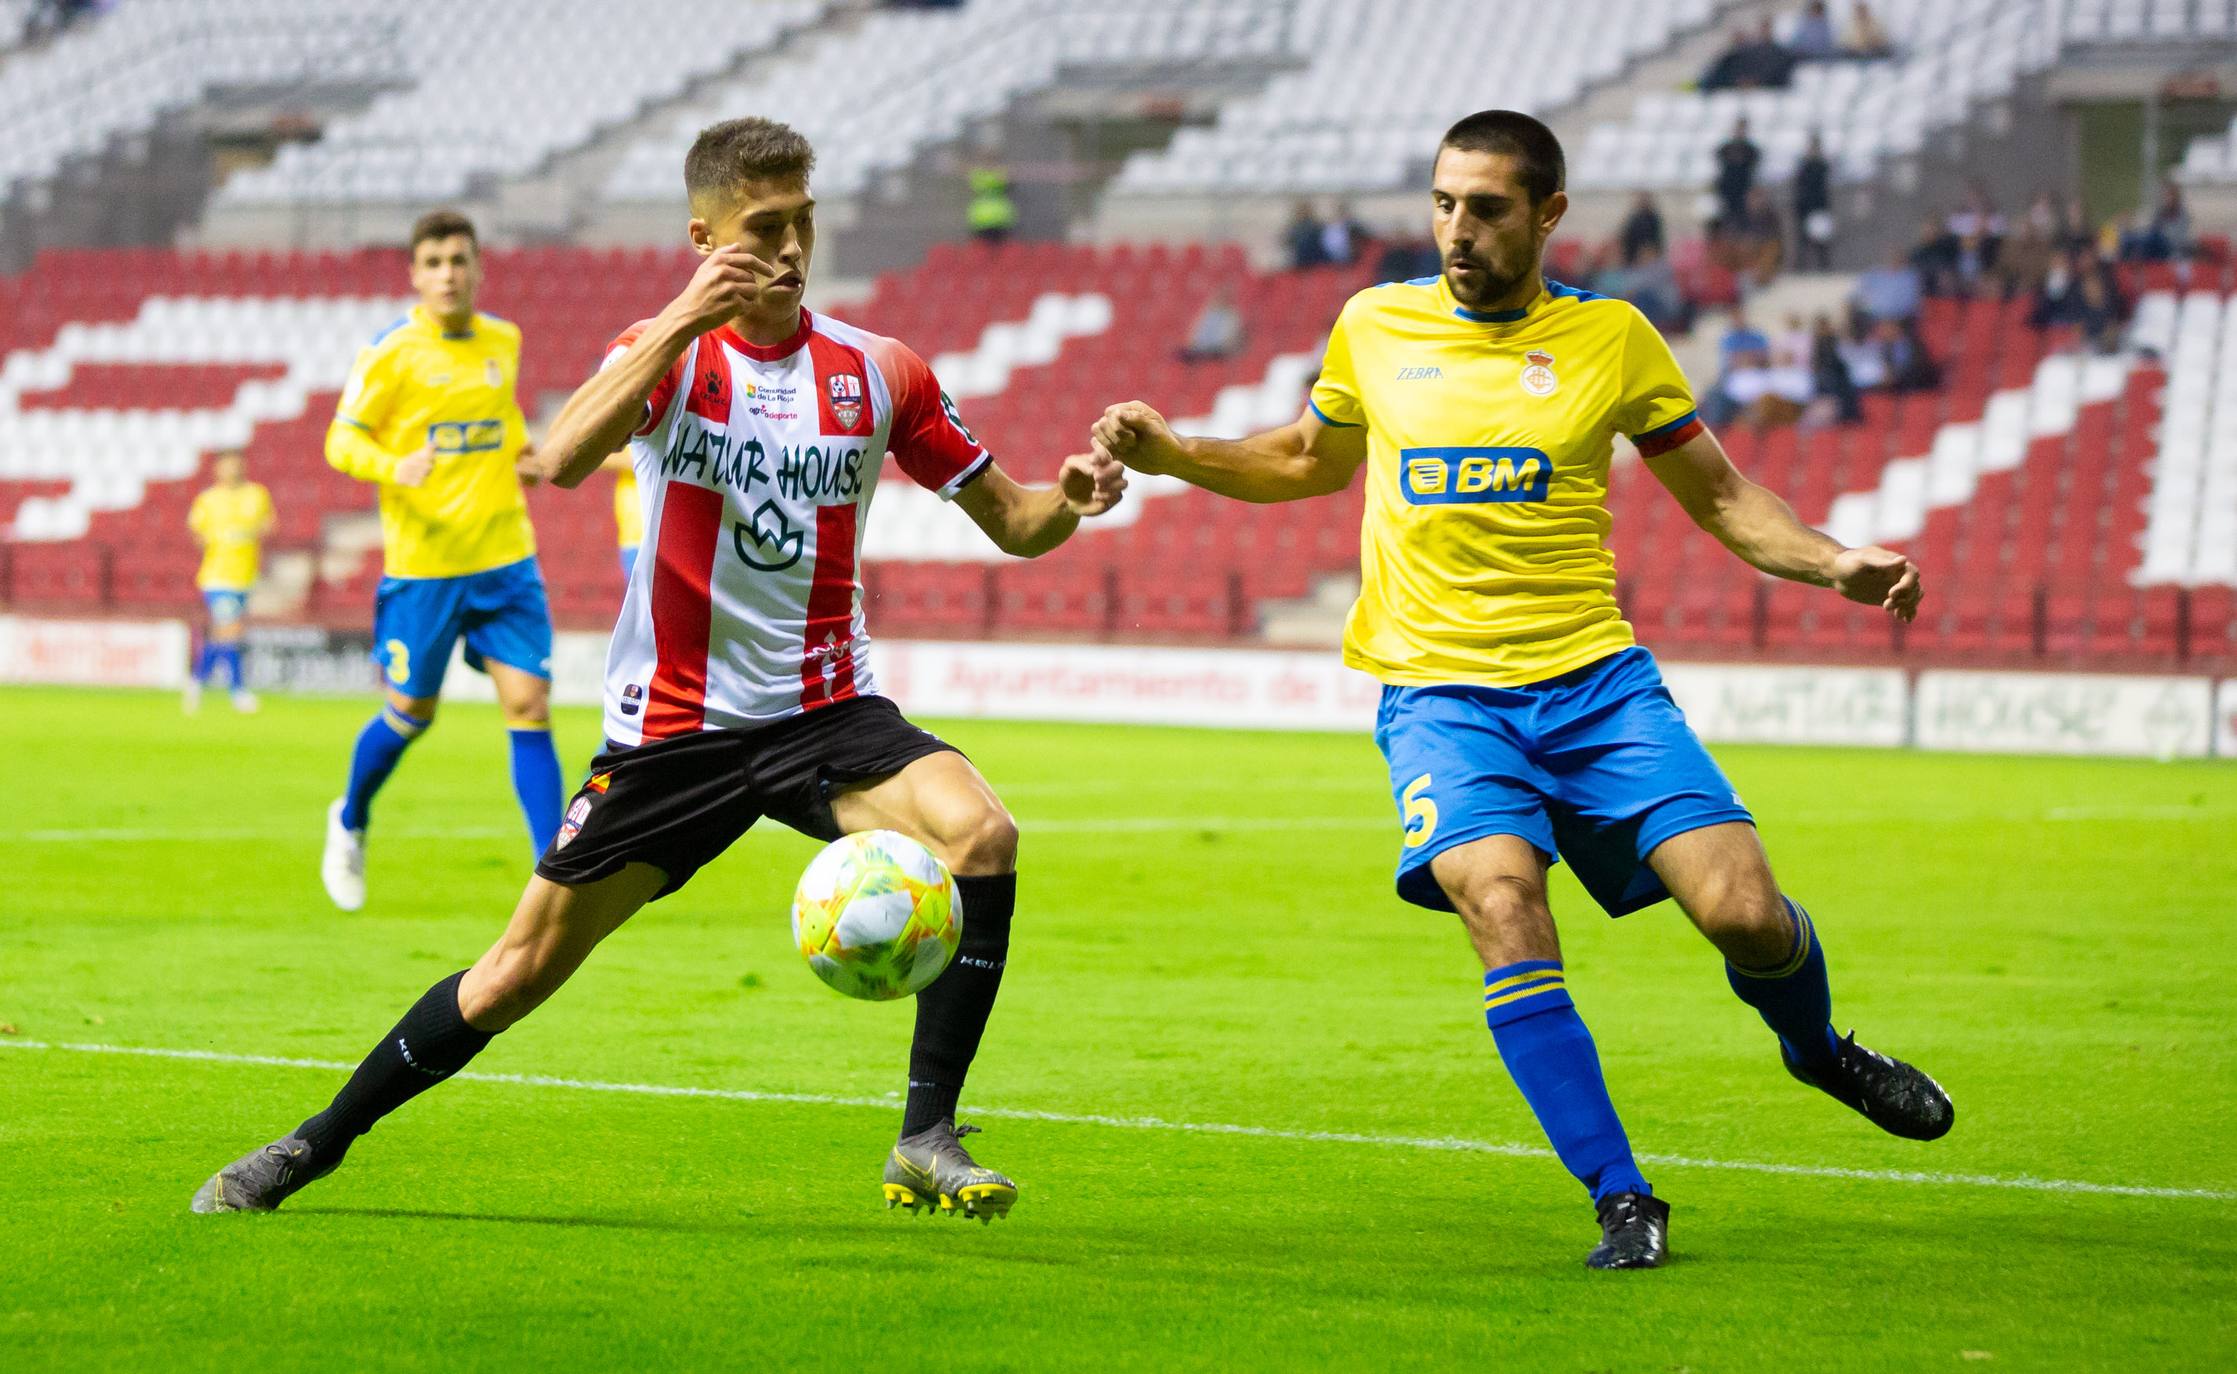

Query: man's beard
[1446,255,1527,308]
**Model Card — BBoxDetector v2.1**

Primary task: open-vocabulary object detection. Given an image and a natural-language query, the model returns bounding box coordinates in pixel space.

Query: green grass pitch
[2,686,2232,1371]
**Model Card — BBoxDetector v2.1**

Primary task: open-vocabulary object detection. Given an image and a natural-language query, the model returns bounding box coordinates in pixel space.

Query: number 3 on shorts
[1401,772,1438,849]
[385,638,412,687]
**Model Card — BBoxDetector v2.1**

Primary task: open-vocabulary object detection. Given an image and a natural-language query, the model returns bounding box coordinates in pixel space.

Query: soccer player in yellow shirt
[1094,111,1951,1270]
[604,451,642,581]
[320,210,563,911]
[184,449,273,715]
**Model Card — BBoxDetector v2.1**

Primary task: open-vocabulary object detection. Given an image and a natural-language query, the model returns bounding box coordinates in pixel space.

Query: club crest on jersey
[828,373,864,429]
[555,795,593,850]
[1520,350,1559,397]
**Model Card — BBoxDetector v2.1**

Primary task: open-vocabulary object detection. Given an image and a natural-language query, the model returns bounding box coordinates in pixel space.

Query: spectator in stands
[1998,207,2057,300]
[1721,186,1786,289]
[1909,214,1963,297]
[967,167,1017,244]
[1807,313,1863,425]
[2119,179,2194,263]
[1286,200,1329,270]
[2058,192,2098,253]
[1792,132,1834,270]
[1843,2,1895,58]
[1372,231,1441,283]
[1618,191,1666,267]
[1853,246,1923,323]
[1839,308,1891,390]
[1718,309,1771,375]
[2029,247,2086,328]
[1788,2,1839,61]
[1714,118,1761,229]
[1321,200,1369,266]
[1178,288,1247,364]
[1604,244,1688,332]
[1885,318,1942,392]
[1945,185,2006,293]
[1715,334,1814,428]
[2075,270,2126,355]
[1700,27,1751,91]
[23,0,97,43]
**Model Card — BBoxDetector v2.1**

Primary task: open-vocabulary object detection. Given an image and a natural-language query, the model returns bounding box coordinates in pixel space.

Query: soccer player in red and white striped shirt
[193,118,1126,1221]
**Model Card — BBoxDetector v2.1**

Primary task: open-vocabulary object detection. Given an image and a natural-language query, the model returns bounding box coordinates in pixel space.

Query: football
[790,830,962,1001]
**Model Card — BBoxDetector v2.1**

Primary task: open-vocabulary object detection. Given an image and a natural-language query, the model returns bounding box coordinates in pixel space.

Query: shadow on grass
[292,1205,756,1234]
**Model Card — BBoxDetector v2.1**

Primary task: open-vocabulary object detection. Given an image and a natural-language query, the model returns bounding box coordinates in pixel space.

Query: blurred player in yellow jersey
[183,449,273,715]
[319,210,563,912]
[1095,111,1949,1270]
[603,451,642,581]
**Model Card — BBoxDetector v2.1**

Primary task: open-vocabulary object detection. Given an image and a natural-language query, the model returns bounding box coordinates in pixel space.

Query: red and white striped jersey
[598,309,989,743]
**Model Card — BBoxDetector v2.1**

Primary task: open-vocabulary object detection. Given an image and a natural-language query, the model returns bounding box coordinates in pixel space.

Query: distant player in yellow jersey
[603,451,642,581]
[184,449,273,715]
[1095,112,1950,1270]
[320,210,564,912]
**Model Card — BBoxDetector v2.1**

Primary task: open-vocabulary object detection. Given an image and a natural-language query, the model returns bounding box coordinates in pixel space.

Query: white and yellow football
[791,830,962,1001]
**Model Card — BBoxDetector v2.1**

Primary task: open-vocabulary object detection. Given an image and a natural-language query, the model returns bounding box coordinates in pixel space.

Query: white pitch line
[9,804,2234,845]
[2,1037,2226,1203]
[0,816,1391,844]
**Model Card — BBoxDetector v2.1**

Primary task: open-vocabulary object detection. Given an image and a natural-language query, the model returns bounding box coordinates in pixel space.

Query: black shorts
[535,695,958,899]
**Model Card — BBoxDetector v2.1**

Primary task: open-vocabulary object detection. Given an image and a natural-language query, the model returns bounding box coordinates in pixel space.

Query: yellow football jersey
[1310,276,1703,687]
[326,306,534,579]
[187,481,274,591]
[612,461,642,549]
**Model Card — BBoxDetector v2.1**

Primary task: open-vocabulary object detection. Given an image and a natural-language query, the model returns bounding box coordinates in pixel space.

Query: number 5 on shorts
[1401,773,1438,849]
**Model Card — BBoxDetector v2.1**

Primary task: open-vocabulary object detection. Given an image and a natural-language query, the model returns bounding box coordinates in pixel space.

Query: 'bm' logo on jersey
[1400,447,1550,504]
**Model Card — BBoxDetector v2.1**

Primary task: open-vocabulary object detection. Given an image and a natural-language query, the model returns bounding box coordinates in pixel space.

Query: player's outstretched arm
[1646,427,1922,622]
[1092,402,1365,504]
[536,245,771,489]
[955,454,1126,559]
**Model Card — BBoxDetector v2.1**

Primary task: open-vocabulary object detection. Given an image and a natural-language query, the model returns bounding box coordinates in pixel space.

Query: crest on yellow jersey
[1520,350,1558,397]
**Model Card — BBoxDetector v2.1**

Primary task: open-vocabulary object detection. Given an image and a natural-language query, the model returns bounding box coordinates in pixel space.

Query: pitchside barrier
[5,615,2235,760]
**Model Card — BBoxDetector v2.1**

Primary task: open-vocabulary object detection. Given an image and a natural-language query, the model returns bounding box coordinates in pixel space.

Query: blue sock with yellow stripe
[1725,897,1841,1072]
[1483,961,1650,1203]
[507,723,564,856]
[340,705,428,831]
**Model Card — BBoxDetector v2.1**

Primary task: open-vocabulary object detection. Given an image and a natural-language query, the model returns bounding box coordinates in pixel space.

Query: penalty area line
[2,1037,2228,1203]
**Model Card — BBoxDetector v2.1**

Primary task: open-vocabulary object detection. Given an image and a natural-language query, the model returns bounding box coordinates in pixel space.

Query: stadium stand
[603,1,1296,204]
[1575,0,2237,195]
[1107,0,1720,196]
[215,0,828,208]
[0,0,405,199]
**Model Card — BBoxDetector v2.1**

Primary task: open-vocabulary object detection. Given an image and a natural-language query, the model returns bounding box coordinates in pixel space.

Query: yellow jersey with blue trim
[326,305,535,579]
[187,480,273,591]
[1309,275,1704,688]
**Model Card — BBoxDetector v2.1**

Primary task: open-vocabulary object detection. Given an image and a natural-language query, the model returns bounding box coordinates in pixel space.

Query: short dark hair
[409,209,478,255]
[1438,110,1565,204]
[685,117,815,208]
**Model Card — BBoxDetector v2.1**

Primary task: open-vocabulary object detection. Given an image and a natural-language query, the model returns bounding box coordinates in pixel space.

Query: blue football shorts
[371,555,553,698]
[201,589,248,628]
[1374,647,1754,917]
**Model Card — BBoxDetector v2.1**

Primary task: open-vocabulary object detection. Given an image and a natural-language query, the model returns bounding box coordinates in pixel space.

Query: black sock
[296,970,494,1164]
[902,872,1014,1138]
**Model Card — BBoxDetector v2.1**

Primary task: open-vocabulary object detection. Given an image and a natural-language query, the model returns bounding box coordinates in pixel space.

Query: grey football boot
[883,1121,1018,1222]
[190,1137,333,1213]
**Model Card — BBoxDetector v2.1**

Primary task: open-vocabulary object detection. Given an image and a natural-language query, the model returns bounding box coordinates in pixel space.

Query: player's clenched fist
[1058,450,1127,517]
[1830,545,1923,622]
[1091,401,1183,474]
[392,446,436,488]
[668,244,774,334]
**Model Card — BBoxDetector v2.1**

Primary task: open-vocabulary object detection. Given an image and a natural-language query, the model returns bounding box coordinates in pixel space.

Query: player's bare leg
[488,661,565,858]
[832,752,1022,1220]
[1433,835,1668,1269]
[1647,822,1953,1140]
[192,865,663,1213]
